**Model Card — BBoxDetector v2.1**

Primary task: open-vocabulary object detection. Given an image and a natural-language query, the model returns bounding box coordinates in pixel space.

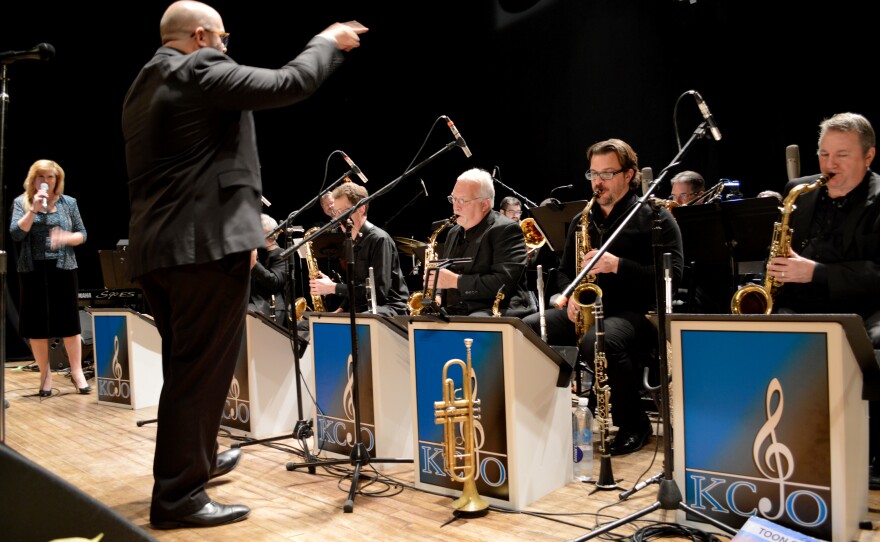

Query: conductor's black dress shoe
[151,500,251,529]
[210,448,242,480]
[609,425,653,456]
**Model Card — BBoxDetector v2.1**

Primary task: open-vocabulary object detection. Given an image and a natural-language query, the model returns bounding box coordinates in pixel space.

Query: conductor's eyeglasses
[193,28,230,47]
[585,169,624,181]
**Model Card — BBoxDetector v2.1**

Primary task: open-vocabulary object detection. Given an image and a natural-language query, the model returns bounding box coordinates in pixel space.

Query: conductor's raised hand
[319,21,368,52]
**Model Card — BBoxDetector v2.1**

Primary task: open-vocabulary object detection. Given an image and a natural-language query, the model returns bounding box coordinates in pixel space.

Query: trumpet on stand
[434,338,489,514]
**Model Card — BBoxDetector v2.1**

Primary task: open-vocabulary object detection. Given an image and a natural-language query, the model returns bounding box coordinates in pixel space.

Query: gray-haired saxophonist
[523,138,683,456]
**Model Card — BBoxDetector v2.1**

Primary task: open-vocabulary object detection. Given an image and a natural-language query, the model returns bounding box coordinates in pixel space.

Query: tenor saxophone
[731,174,829,314]
[408,215,457,315]
[571,194,604,340]
[294,226,325,318]
[433,338,489,512]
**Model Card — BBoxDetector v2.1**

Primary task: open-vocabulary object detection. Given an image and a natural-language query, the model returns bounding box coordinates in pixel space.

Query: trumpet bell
[521,217,546,250]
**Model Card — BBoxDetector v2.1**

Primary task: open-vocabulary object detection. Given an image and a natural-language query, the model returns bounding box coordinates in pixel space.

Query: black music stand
[98,249,139,289]
[672,197,778,311]
[529,200,587,252]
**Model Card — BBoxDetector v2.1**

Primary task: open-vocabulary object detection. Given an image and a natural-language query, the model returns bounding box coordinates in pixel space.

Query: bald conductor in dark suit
[122,0,366,529]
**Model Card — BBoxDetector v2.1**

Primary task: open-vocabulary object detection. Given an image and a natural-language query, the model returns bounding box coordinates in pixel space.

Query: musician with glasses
[499,196,523,222]
[122,0,366,529]
[310,183,409,316]
[523,139,683,456]
[433,168,532,316]
[766,112,880,489]
[669,170,705,205]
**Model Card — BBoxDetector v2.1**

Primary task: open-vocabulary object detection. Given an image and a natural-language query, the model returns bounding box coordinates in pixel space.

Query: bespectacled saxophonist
[309,183,410,316]
[523,139,683,457]
[431,168,534,317]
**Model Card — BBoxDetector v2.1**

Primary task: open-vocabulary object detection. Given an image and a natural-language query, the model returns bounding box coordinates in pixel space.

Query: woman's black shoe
[71,376,92,394]
[38,389,52,398]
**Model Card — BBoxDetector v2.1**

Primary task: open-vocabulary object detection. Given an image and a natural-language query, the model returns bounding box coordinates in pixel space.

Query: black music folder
[98,249,138,289]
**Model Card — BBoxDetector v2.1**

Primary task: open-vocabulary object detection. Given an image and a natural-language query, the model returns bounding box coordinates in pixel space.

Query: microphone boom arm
[491,176,538,209]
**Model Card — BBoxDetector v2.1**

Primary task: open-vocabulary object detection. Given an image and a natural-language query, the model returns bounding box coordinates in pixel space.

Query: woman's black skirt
[18,260,81,339]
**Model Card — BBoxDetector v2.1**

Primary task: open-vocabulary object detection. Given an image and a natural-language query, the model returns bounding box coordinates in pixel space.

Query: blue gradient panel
[94,315,130,405]
[221,335,250,432]
[413,329,509,501]
[680,330,831,538]
[313,323,375,456]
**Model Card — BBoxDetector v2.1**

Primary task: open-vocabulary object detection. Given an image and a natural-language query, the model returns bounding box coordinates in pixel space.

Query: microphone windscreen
[785,145,800,181]
[640,167,654,196]
[37,43,55,60]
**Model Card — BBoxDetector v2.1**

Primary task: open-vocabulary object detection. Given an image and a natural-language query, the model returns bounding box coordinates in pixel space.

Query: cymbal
[393,236,427,255]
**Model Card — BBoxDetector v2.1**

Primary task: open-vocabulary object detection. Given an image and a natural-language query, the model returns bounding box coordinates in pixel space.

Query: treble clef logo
[341,354,356,445]
[752,377,795,520]
[111,335,122,382]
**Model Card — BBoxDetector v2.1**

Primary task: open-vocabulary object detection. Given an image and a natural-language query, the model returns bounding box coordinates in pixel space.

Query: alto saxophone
[571,194,604,340]
[408,215,457,315]
[491,285,505,317]
[731,174,829,314]
[294,226,326,319]
[434,338,489,512]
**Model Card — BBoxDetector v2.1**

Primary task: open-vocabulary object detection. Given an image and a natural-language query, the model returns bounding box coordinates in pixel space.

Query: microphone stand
[565,121,737,540]
[491,176,537,209]
[283,137,465,513]
[267,170,352,241]
[0,65,9,437]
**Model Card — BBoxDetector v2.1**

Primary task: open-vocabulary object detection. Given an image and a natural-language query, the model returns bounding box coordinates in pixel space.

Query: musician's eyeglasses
[192,28,230,47]
[669,193,698,203]
[504,210,523,217]
[585,169,624,181]
[447,195,483,206]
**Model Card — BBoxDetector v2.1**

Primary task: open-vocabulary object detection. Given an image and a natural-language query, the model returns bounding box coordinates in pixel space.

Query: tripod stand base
[589,454,618,492]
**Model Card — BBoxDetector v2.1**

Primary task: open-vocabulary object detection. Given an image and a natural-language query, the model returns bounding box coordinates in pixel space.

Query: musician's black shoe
[151,500,250,529]
[210,449,242,480]
[609,425,653,456]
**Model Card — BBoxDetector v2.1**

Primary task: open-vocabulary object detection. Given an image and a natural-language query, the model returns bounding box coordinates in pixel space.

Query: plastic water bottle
[573,397,593,482]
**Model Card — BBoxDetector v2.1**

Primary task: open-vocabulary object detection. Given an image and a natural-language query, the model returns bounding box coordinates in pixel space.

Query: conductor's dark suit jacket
[441,210,530,315]
[776,171,880,319]
[122,39,343,279]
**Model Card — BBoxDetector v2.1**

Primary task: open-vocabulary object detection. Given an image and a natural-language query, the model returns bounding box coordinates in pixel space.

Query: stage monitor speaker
[0,443,155,540]
[47,310,94,370]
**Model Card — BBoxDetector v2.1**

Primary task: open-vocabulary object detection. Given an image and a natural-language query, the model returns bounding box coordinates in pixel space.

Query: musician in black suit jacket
[771,113,880,346]
[435,168,531,316]
[122,0,366,529]
[768,112,880,490]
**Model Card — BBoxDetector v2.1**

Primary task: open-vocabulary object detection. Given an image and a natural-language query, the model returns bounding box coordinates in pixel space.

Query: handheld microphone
[342,153,368,183]
[692,91,722,141]
[786,145,800,181]
[445,116,472,157]
[0,42,55,65]
[549,184,573,197]
[39,183,49,212]
[640,167,654,196]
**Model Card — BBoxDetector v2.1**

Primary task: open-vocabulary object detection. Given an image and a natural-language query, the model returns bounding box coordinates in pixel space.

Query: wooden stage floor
[2,361,879,541]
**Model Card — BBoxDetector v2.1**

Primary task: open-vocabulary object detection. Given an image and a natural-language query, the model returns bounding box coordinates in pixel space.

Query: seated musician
[765,112,880,488]
[249,213,288,325]
[523,139,683,456]
[499,196,523,222]
[669,170,705,206]
[433,168,532,316]
[309,183,409,316]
